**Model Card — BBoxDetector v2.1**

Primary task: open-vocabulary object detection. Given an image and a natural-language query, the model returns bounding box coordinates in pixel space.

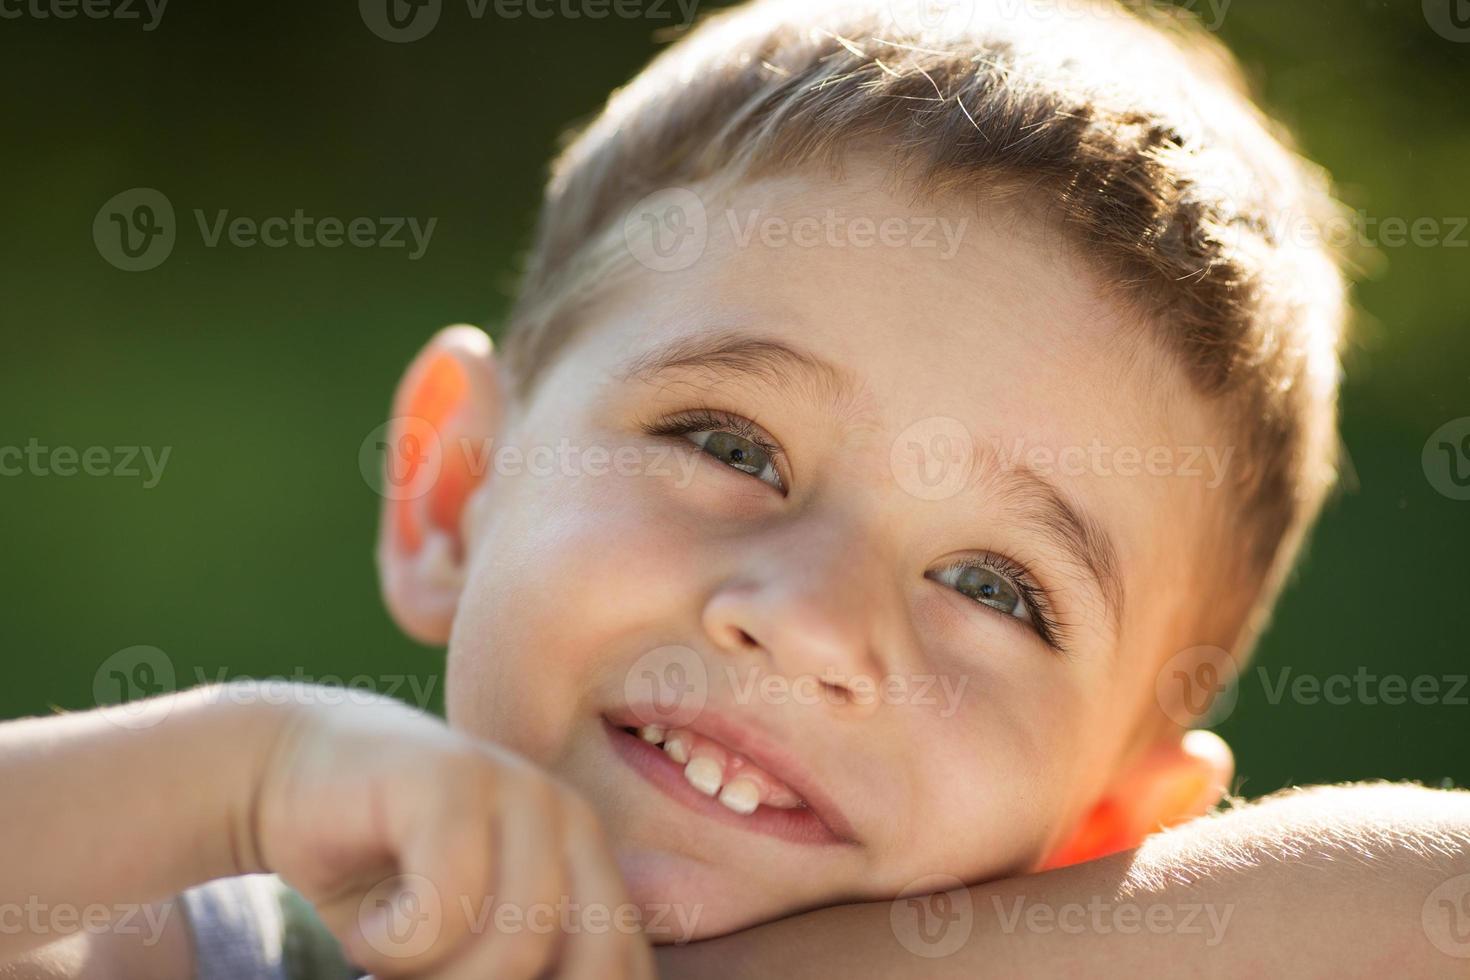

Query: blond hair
[501,0,1352,656]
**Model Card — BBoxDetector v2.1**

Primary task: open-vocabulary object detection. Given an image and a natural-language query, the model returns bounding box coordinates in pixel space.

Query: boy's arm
[659,783,1470,978]
[0,686,283,975]
[3,683,656,980]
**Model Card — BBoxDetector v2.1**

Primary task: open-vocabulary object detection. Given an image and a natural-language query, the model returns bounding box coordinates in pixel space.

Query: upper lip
[607,703,859,845]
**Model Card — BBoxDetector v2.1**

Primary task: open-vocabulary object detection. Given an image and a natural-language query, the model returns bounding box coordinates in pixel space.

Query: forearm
[0,685,286,962]
[661,783,1470,978]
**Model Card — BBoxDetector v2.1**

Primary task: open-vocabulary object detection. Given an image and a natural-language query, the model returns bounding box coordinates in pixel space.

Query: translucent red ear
[1038,731,1232,872]
[1038,799,1134,872]
[389,351,476,560]
[376,326,500,645]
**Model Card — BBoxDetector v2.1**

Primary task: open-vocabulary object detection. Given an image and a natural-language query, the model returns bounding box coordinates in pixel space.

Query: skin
[414,163,1239,938]
[3,165,1466,980]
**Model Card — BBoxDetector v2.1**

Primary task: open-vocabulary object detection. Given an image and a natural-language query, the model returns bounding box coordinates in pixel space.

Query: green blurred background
[1,0,1466,797]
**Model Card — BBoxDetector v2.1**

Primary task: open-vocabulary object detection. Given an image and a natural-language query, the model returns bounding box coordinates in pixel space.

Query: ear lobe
[1039,729,1234,871]
[375,324,503,645]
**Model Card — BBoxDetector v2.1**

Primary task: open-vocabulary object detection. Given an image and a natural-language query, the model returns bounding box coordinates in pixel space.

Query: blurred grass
[0,0,1466,793]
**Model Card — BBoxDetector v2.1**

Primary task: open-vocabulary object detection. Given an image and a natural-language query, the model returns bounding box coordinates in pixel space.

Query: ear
[1039,729,1234,871]
[375,325,504,645]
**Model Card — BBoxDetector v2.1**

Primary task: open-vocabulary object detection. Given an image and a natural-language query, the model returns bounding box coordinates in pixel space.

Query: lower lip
[603,720,850,847]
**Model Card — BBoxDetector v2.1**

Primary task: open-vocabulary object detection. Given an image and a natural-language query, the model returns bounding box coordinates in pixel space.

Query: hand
[249,688,653,979]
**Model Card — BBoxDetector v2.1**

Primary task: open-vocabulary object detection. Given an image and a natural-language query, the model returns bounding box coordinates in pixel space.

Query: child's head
[374,0,1348,938]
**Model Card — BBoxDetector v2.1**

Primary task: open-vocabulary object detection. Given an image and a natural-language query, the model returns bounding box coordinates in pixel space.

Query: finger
[556,795,654,980]
[426,775,570,980]
[342,761,497,976]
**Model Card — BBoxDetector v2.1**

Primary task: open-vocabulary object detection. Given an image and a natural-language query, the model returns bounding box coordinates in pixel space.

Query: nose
[700,521,892,711]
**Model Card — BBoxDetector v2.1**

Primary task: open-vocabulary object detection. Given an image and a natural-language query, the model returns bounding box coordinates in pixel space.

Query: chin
[616,846,791,942]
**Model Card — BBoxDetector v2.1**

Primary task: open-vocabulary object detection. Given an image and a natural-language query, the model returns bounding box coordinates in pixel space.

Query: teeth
[684,756,723,797]
[631,722,802,817]
[663,732,690,764]
[718,777,760,815]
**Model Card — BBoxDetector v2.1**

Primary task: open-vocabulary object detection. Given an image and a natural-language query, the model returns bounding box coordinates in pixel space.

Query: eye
[931,561,1031,621]
[686,429,784,489]
[642,409,786,491]
[926,555,1069,652]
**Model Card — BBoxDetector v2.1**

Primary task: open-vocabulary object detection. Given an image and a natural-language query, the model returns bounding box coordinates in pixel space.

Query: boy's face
[431,165,1234,937]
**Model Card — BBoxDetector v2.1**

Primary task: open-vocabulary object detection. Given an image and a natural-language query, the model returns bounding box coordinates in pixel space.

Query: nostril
[734,627,759,649]
[820,678,851,705]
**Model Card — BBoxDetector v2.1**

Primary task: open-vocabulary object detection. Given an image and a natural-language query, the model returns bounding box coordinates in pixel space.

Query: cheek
[888,661,1103,878]
[446,464,707,761]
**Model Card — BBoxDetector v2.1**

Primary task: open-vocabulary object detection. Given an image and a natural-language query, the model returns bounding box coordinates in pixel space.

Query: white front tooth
[664,733,690,764]
[684,756,723,797]
[638,725,666,744]
[718,778,760,816]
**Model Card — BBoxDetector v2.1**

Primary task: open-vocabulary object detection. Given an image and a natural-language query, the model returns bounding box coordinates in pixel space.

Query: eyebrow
[979,456,1125,631]
[618,330,1124,629]
[617,331,868,419]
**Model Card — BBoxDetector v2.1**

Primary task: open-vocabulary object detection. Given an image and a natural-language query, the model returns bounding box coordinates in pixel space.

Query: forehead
[536,165,1230,644]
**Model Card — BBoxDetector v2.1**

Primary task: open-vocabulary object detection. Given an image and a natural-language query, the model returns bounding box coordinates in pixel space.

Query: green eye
[930,561,1030,621]
[687,430,783,488]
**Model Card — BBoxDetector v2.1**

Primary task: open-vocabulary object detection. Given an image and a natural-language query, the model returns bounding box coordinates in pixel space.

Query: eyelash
[641,408,788,489]
[639,408,1070,654]
[936,553,1071,654]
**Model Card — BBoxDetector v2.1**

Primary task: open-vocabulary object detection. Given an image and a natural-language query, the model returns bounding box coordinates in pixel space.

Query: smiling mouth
[602,716,856,847]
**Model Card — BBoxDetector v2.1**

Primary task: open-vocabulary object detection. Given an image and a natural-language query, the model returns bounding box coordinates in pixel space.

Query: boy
[4,0,1468,977]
